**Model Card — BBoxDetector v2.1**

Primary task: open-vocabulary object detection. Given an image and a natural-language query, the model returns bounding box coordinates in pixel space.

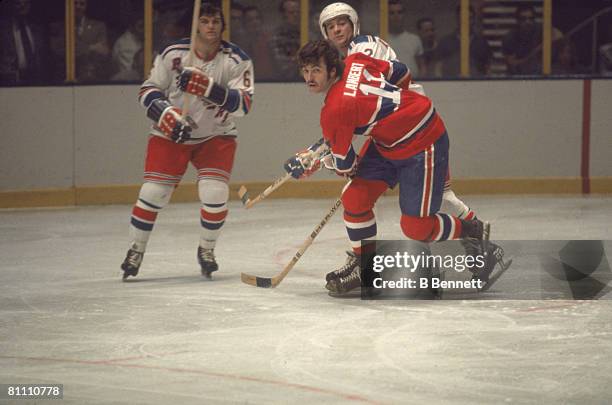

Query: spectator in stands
[310,11,322,41]
[437,4,492,77]
[230,1,246,44]
[272,0,302,81]
[0,0,48,85]
[502,4,541,75]
[111,11,143,81]
[599,24,612,76]
[552,38,586,75]
[155,9,189,51]
[111,48,144,81]
[74,0,111,81]
[241,5,275,80]
[386,0,424,78]
[417,17,440,77]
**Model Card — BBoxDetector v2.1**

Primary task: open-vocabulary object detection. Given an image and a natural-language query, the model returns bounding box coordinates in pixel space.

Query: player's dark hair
[298,40,344,77]
[200,2,226,32]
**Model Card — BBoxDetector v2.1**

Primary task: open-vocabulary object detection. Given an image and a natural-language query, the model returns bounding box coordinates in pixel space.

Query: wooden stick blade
[241,272,274,288]
[237,186,250,206]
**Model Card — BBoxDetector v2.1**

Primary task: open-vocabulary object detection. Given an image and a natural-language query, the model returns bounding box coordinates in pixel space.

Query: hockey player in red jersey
[287,40,490,294]
[120,3,254,280]
[317,2,478,220]
[285,3,511,293]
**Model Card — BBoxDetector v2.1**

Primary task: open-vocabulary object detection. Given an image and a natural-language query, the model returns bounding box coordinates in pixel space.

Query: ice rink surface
[2,195,612,404]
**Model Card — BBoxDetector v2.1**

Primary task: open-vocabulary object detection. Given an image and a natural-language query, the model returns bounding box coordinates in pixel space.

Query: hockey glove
[284,154,321,179]
[146,99,192,143]
[177,67,210,97]
[283,138,330,179]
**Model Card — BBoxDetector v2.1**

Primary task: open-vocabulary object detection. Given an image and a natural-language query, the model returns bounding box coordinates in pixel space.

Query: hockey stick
[181,0,201,121]
[238,173,292,209]
[237,142,331,209]
[241,197,343,288]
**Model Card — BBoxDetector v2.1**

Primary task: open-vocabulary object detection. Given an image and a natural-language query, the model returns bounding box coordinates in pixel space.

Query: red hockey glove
[177,67,210,97]
[146,99,192,143]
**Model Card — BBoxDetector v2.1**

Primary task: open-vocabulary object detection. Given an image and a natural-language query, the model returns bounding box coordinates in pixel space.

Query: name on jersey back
[343,62,365,97]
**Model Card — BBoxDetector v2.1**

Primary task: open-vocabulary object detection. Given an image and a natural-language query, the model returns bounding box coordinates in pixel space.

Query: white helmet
[319,2,360,39]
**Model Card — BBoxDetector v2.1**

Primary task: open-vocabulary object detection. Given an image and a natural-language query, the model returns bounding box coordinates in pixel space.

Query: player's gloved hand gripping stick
[146,99,193,143]
[145,0,201,144]
[283,138,332,179]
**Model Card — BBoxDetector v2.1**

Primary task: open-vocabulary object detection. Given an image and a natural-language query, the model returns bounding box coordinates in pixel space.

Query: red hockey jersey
[321,52,446,173]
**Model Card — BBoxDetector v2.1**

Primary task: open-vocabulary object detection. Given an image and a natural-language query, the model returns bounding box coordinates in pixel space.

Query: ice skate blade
[121,269,138,281]
[480,258,513,292]
[202,268,219,279]
[327,289,362,298]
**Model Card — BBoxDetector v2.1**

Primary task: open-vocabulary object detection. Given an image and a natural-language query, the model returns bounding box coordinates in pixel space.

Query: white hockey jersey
[347,35,425,96]
[139,39,254,144]
[347,34,398,61]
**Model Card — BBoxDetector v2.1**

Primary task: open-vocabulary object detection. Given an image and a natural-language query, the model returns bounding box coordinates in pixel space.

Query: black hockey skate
[198,246,218,278]
[325,251,359,282]
[325,251,361,295]
[476,243,513,292]
[460,218,488,241]
[461,221,513,291]
[121,248,143,280]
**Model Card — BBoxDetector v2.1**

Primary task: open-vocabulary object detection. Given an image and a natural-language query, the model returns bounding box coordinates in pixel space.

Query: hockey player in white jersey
[121,3,254,280]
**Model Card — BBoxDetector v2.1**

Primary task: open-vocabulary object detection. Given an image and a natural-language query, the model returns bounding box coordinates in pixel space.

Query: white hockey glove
[283,138,330,179]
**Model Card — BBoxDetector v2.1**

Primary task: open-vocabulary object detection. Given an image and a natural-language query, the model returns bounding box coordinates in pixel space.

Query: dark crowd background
[1,0,611,86]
